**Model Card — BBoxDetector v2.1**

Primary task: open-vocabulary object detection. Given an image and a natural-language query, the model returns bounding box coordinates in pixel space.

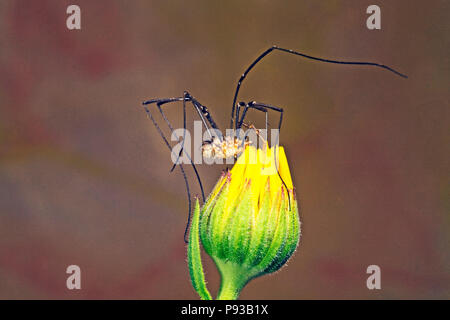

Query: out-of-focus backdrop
[0,0,448,299]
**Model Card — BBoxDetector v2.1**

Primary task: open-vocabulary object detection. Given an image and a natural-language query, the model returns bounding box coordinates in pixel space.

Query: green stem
[215,259,252,300]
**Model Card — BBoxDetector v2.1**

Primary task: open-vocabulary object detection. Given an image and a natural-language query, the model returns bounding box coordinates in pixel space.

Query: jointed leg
[238,101,283,134]
[142,92,218,242]
[143,91,219,134]
[230,45,407,128]
[237,101,291,209]
[142,96,205,199]
[143,91,219,195]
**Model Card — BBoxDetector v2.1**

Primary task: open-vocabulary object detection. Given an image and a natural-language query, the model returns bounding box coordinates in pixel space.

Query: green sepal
[247,189,283,267]
[209,182,231,257]
[264,196,300,273]
[200,180,224,255]
[244,181,272,266]
[227,183,253,264]
[253,194,288,274]
[187,198,212,300]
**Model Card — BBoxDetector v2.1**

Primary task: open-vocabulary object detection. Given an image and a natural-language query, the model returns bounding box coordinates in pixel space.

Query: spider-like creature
[142,46,407,242]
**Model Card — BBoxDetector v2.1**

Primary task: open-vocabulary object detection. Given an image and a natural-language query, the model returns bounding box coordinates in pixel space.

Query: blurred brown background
[0,0,448,299]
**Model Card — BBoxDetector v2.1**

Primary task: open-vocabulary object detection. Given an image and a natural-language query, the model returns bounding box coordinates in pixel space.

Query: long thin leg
[143,94,219,138]
[230,45,408,128]
[143,92,219,193]
[235,102,247,130]
[144,92,220,167]
[143,97,206,200]
[238,101,283,133]
[142,103,196,242]
[179,164,192,243]
[238,101,291,209]
[142,93,218,242]
[170,91,188,172]
[186,92,219,133]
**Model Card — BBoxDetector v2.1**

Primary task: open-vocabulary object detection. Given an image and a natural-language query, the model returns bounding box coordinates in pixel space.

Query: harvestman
[141,46,407,242]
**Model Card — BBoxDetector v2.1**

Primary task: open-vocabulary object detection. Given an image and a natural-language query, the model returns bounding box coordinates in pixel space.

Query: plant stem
[215,259,251,300]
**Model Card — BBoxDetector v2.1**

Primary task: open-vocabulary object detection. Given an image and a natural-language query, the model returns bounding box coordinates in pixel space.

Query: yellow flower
[188,145,301,300]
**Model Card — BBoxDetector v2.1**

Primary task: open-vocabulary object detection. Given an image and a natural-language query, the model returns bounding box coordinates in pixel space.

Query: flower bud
[195,145,301,299]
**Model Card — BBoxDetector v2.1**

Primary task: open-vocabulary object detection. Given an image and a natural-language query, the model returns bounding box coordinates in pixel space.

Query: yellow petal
[228,145,294,214]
